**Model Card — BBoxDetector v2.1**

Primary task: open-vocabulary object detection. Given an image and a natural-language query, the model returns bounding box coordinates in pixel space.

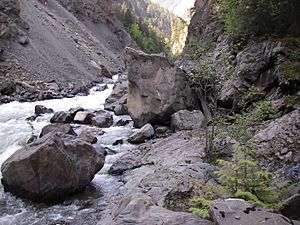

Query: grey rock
[68,107,84,118]
[1,132,104,203]
[125,47,198,127]
[35,105,54,115]
[17,35,29,45]
[114,104,128,116]
[106,131,215,225]
[128,123,155,144]
[73,111,95,125]
[280,194,300,220]
[78,132,98,144]
[39,123,77,138]
[253,109,300,181]
[115,118,130,127]
[92,110,113,128]
[171,110,206,131]
[210,199,294,225]
[50,111,73,123]
[155,126,169,134]
[110,193,213,225]
[0,80,16,95]
[236,41,286,88]
[213,136,238,159]
[104,79,128,112]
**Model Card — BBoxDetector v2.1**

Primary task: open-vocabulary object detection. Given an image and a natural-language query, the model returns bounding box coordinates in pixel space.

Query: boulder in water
[1,132,104,203]
[50,111,73,123]
[68,107,85,118]
[35,105,54,115]
[128,123,154,144]
[39,123,77,138]
[92,110,113,128]
[73,111,94,125]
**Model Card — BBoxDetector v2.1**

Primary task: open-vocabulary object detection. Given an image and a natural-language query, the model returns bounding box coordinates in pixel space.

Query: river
[0,77,134,225]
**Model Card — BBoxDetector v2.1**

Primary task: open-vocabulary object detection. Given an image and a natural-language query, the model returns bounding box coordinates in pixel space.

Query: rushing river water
[0,78,134,225]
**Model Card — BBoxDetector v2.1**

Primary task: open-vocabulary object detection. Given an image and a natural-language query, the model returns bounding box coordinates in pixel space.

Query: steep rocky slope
[0,0,131,103]
[181,0,300,201]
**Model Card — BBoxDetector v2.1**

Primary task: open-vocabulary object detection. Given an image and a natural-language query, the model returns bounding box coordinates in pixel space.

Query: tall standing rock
[125,47,198,127]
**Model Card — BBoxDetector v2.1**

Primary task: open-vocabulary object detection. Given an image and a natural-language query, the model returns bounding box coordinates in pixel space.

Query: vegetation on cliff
[114,0,188,55]
[183,0,300,220]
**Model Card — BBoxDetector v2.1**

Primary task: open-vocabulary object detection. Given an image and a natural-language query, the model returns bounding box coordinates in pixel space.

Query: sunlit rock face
[149,0,195,22]
[125,47,198,127]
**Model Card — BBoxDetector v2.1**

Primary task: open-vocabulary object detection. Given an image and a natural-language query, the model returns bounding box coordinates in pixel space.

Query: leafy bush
[189,182,228,219]
[252,101,281,122]
[215,158,283,209]
[187,36,214,60]
[192,64,216,81]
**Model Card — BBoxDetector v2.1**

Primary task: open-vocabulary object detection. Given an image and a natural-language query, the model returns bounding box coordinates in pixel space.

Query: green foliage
[115,0,187,55]
[240,86,265,108]
[192,64,216,81]
[215,158,282,209]
[216,0,290,38]
[252,101,282,122]
[187,36,214,60]
[115,6,167,54]
[189,182,228,219]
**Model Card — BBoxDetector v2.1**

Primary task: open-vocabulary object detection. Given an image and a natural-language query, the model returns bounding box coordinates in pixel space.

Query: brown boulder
[1,132,104,203]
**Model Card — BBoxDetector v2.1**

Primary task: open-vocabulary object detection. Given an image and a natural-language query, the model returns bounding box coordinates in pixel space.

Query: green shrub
[252,101,282,122]
[187,36,214,60]
[189,182,228,219]
[215,158,282,209]
[192,64,216,81]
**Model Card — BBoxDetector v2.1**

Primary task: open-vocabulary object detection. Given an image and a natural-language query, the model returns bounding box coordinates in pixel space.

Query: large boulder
[171,110,206,131]
[125,47,198,127]
[39,123,77,138]
[209,199,294,225]
[1,132,104,202]
[50,111,73,123]
[128,123,154,144]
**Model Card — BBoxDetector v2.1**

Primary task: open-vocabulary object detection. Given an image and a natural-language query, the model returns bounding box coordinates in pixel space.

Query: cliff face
[0,0,132,102]
[183,0,300,186]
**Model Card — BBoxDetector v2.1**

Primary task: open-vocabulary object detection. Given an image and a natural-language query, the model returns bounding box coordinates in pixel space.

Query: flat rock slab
[210,199,294,225]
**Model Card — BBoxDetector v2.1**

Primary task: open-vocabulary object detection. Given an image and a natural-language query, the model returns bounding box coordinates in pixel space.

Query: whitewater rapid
[0,77,135,225]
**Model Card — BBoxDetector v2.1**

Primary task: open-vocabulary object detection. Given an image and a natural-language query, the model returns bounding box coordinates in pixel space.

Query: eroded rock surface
[105,131,216,225]
[210,199,294,225]
[253,109,300,182]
